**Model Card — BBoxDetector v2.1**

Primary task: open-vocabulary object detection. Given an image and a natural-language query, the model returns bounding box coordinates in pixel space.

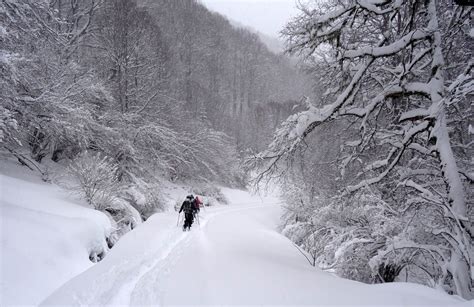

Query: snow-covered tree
[1,0,109,162]
[253,0,473,298]
[66,152,121,209]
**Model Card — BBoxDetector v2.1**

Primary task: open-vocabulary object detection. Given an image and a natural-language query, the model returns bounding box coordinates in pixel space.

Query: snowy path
[42,191,465,306]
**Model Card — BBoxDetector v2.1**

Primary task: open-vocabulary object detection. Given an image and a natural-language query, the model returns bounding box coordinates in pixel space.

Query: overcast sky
[200,0,301,38]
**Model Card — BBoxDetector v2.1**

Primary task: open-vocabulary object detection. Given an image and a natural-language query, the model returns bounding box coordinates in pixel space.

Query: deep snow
[0,162,468,306]
[0,163,111,305]
[41,188,466,306]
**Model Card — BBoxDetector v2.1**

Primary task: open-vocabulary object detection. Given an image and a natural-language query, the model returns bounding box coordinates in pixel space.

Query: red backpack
[194,196,202,208]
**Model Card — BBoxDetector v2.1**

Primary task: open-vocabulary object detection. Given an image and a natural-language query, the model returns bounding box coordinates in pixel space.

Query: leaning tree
[251,0,473,298]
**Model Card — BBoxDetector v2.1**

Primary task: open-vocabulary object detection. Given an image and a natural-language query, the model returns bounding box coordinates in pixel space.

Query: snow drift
[0,163,111,305]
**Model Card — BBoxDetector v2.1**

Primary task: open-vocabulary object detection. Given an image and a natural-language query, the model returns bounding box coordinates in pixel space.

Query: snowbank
[0,162,111,305]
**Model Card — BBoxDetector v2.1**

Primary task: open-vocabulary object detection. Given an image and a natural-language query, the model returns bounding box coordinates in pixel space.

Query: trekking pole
[176,212,181,227]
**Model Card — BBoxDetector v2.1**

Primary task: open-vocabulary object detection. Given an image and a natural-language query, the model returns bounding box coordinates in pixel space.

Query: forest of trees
[251,0,473,299]
[3,0,471,300]
[1,0,309,237]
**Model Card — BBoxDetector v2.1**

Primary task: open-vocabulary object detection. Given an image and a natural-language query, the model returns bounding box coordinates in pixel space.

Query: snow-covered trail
[42,191,465,306]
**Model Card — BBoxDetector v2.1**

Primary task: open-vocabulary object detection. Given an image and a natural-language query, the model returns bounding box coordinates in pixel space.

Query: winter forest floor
[0,164,468,306]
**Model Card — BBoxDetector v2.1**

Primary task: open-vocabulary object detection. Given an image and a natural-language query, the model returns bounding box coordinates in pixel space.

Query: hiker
[179,195,196,231]
[194,195,202,213]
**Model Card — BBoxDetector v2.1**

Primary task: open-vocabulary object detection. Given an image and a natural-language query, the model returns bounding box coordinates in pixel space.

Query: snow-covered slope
[0,163,111,305]
[41,188,466,306]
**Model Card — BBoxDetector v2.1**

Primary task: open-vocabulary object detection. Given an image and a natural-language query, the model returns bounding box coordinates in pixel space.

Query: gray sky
[200,0,301,38]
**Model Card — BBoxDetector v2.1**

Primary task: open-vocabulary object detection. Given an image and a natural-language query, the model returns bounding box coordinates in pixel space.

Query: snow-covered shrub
[122,178,166,220]
[334,198,400,281]
[192,185,228,205]
[103,198,142,247]
[139,186,166,218]
[66,152,121,210]
[65,152,146,242]
[281,181,407,282]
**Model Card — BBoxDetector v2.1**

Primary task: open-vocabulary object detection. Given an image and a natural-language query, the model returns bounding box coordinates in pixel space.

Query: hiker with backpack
[193,195,203,225]
[194,195,202,213]
[179,195,197,231]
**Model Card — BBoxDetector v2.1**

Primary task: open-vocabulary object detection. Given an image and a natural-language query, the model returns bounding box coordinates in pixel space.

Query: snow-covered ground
[40,187,466,305]
[0,162,468,306]
[0,163,112,305]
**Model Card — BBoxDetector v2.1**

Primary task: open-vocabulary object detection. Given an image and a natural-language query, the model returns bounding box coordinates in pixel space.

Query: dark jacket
[179,199,195,214]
